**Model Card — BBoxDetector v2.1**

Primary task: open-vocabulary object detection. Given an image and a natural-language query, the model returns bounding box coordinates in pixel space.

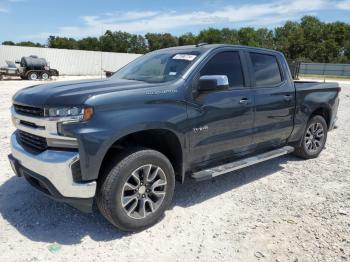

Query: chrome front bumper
[10,132,96,198]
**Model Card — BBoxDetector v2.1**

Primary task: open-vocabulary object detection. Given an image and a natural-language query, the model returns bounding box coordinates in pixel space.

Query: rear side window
[200,51,244,88]
[249,53,282,87]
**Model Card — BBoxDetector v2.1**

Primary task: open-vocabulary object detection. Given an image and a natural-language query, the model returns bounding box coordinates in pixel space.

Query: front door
[187,50,254,166]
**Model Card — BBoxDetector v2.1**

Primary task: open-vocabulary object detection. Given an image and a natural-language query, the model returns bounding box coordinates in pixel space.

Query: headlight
[48,107,83,117]
[47,106,93,121]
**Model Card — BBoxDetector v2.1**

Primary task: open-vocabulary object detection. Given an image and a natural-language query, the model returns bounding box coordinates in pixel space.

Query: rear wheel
[41,72,49,80]
[27,72,38,80]
[293,115,328,159]
[97,148,175,231]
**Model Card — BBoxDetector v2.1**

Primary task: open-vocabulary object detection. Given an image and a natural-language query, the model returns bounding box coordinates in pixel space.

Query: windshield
[112,50,202,83]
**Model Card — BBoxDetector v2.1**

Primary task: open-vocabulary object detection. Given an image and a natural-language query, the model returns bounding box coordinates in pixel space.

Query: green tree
[238,27,259,46]
[197,28,223,43]
[16,41,44,47]
[48,36,78,49]
[99,30,115,52]
[275,21,305,60]
[178,33,197,46]
[3,15,350,63]
[100,31,147,53]
[2,41,15,45]
[145,33,178,51]
[77,37,100,51]
[255,28,274,48]
[128,34,147,54]
[221,28,239,44]
[300,16,325,62]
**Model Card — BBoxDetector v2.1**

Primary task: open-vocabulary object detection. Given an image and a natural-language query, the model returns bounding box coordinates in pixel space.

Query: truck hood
[12,78,155,106]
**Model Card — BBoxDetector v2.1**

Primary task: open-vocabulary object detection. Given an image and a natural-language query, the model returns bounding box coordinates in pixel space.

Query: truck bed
[294,80,339,90]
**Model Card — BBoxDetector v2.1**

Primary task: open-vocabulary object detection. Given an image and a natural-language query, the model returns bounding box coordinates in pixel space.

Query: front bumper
[9,132,96,212]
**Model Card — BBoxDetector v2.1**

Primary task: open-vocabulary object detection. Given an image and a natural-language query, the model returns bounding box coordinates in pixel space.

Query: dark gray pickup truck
[8,44,340,231]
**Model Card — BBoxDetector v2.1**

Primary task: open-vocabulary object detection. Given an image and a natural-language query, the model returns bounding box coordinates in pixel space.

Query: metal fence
[0,45,141,75]
[300,63,350,76]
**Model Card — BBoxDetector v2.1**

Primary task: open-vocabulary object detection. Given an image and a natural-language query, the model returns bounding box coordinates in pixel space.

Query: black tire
[0,74,3,81]
[41,71,50,80]
[293,115,328,159]
[97,148,175,231]
[27,72,38,80]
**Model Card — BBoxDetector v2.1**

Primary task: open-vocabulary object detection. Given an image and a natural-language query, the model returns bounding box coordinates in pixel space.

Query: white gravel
[0,76,349,262]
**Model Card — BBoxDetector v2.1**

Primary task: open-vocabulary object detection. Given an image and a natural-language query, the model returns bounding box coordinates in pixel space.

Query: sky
[1,0,350,43]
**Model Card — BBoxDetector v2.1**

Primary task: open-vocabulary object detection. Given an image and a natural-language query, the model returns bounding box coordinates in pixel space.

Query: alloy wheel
[121,164,167,219]
[304,122,325,153]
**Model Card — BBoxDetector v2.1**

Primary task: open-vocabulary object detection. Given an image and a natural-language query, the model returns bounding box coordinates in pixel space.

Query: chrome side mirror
[198,75,229,91]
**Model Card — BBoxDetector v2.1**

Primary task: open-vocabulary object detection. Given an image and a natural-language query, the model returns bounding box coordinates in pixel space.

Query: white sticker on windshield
[169,72,177,76]
[172,54,197,61]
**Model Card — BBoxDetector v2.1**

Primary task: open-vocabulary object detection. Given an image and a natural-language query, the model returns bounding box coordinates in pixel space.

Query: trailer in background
[0,55,59,80]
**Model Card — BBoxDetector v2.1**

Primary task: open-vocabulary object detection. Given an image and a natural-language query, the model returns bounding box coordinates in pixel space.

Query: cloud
[0,0,26,13]
[337,0,350,9]
[29,0,337,39]
[0,7,9,12]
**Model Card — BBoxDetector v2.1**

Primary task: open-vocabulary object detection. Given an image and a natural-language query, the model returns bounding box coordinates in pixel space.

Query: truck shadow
[173,154,302,208]
[0,154,301,245]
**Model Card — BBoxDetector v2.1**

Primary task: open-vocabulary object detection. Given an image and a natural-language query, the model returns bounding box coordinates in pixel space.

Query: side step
[191,146,294,181]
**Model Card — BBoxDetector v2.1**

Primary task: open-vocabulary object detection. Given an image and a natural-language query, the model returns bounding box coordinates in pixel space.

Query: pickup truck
[8,44,340,231]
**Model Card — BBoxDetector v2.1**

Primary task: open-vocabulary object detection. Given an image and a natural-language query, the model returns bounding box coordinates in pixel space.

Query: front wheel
[27,72,38,80]
[293,115,328,159]
[97,149,175,231]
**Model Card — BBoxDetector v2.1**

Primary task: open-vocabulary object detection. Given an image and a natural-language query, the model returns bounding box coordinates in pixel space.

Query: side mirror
[104,70,114,78]
[198,75,229,91]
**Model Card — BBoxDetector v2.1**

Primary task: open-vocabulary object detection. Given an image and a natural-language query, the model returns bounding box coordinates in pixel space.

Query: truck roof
[161,44,283,56]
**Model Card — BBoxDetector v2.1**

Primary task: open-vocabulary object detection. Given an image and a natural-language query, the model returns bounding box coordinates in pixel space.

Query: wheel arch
[310,106,331,129]
[98,128,185,183]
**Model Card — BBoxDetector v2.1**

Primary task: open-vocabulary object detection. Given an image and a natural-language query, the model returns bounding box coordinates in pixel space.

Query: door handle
[239,98,250,104]
[284,95,292,102]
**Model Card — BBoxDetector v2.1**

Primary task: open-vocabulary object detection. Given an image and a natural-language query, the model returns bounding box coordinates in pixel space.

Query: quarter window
[200,51,244,88]
[249,53,282,87]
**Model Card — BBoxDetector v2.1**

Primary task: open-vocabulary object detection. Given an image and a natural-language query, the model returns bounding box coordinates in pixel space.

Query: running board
[191,146,294,181]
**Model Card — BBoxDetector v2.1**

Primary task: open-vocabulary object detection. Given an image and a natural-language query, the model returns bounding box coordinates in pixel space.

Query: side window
[200,51,244,88]
[249,53,282,87]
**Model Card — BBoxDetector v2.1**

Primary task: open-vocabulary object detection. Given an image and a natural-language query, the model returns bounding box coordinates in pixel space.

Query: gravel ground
[0,76,349,262]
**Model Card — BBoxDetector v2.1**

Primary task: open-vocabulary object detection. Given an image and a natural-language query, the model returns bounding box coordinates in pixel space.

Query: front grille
[14,104,44,117]
[20,120,39,128]
[18,130,47,151]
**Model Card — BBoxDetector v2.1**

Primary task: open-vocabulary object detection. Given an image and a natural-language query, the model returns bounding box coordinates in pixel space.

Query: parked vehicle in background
[8,44,340,231]
[0,55,59,80]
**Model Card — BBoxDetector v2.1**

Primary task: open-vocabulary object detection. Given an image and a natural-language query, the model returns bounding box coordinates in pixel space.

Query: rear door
[187,49,254,165]
[247,51,295,148]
